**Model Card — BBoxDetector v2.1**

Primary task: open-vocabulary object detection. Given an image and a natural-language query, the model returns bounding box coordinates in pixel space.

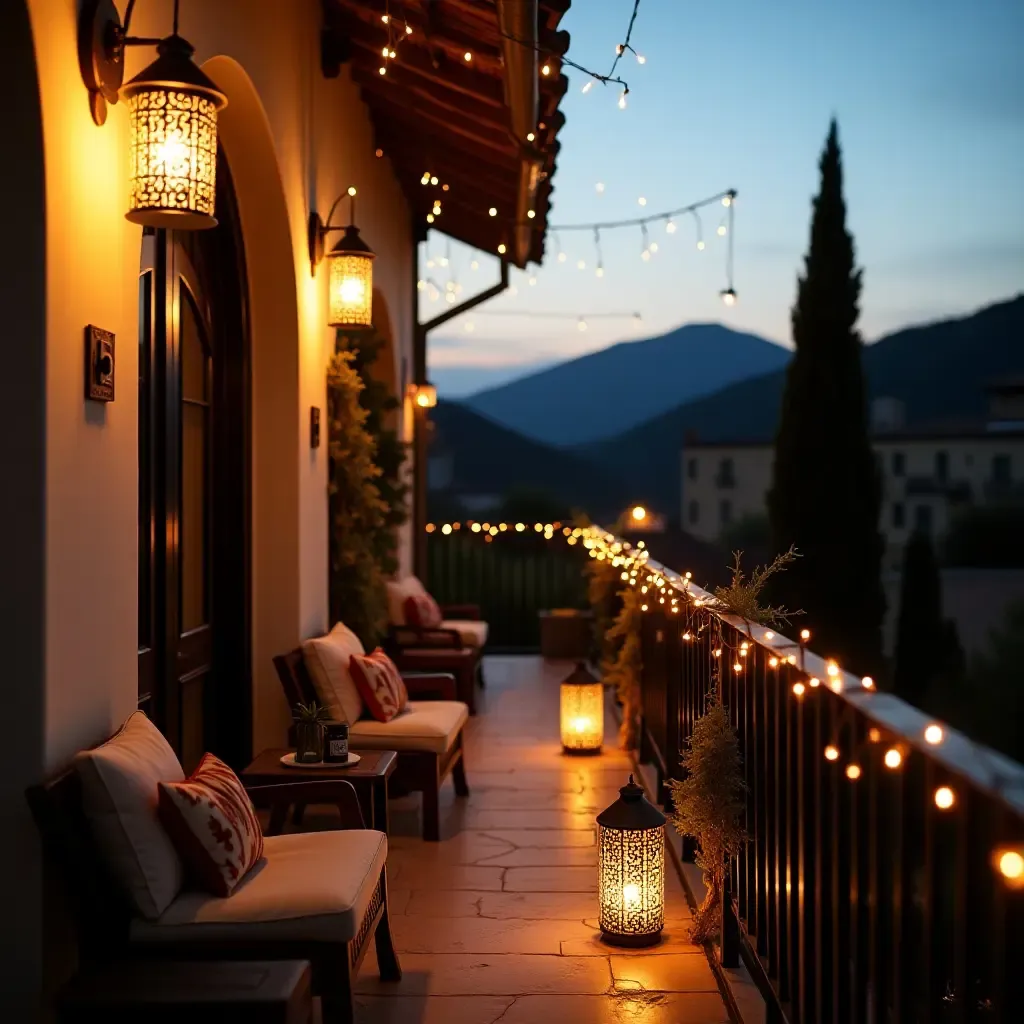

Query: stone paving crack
[488,995,519,1024]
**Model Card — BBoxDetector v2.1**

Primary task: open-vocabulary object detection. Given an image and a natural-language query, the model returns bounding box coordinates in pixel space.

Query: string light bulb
[618,89,628,109]
[489,207,497,217]
[666,219,676,234]
[582,81,594,94]
[596,182,605,194]
[883,748,902,769]
[998,850,1024,883]
[862,676,875,690]
[464,51,472,62]
[542,63,551,76]
[924,724,944,744]
[824,745,839,761]
[721,288,737,306]
[846,764,862,781]
[934,786,955,810]
[577,317,588,332]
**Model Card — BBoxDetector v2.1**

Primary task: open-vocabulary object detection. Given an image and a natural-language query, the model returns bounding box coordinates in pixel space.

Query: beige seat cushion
[302,622,365,724]
[442,618,488,648]
[130,829,387,945]
[74,711,185,920]
[349,700,468,754]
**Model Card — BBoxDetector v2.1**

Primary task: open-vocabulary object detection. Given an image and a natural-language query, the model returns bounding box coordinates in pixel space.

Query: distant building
[681,382,1024,568]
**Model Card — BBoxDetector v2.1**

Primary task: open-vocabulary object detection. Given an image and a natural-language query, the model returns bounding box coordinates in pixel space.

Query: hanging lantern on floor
[597,774,666,946]
[560,662,603,754]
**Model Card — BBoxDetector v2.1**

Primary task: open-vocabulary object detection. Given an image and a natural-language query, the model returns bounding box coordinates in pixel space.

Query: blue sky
[425,0,1024,395]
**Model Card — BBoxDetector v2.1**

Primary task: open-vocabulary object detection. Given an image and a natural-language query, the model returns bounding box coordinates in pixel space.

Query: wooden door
[138,160,251,770]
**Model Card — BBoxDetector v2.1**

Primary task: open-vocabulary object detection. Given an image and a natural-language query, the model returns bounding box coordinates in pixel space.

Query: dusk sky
[424,0,1024,396]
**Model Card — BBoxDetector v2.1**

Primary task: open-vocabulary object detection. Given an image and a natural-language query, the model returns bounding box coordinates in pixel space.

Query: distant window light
[892,452,905,477]
[720,499,732,526]
[892,502,905,529]
[688,500,699,525]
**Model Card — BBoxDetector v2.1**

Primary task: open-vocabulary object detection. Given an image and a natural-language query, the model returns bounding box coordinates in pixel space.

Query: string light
[861,676,875,690]
[934,786,955,810]
[883,747,902,769]
[924,724,944,744]
[824,745,839,761]
[997,850,1024,883]
[846,764,862,781]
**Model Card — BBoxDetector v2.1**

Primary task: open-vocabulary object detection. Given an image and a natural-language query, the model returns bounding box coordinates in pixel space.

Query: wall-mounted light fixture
[309,187,375,327]
[78,1,227,230]
[409,382,438,410]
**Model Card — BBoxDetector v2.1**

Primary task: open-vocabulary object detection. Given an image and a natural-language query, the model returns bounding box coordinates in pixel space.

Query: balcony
[352,656,728,1022]
[413,524,1024,1022]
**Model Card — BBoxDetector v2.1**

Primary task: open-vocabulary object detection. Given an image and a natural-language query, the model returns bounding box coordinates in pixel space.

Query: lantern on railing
[560,662,603,754]
[597,774,666,946]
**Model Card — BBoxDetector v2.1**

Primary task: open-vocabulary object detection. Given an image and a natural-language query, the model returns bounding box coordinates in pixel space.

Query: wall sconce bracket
[308,212,327,275]
[78,0,127,125]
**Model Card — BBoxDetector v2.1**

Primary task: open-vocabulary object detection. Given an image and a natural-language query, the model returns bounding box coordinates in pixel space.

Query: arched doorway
[138,156,251,770]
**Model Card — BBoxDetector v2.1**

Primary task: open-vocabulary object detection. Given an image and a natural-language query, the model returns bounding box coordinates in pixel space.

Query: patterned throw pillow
[403,591,443,629]
[349,648,410,722]
[157,753,264,897]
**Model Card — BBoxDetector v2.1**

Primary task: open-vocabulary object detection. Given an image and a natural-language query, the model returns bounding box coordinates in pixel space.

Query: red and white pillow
[403,591,443,629]
[158,753,264,897]
[349,648,409,722]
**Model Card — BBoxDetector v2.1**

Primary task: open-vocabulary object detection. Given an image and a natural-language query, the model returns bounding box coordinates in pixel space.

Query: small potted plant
[293,701,332,763]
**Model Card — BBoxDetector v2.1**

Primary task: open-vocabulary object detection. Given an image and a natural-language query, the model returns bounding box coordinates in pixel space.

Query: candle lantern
[597,774,666,946]
[308,188,375,328]
[560,662,603,754]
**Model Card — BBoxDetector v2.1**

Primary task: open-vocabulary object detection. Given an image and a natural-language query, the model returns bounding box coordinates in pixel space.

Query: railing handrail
[597,529,1024,817]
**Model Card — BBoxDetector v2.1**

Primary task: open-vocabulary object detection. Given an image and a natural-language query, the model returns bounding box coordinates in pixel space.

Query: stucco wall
[6,0,414,1010]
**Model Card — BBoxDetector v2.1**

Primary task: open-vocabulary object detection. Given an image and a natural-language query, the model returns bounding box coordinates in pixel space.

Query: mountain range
[463,324,792,446]
[431,296,1024,520]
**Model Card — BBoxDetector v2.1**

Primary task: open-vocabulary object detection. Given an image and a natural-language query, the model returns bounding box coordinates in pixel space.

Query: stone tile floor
[352,655,732,1024]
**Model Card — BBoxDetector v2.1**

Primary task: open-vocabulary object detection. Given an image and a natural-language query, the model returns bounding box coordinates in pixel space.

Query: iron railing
[426,531,588,650]
[635,548,1024,1023]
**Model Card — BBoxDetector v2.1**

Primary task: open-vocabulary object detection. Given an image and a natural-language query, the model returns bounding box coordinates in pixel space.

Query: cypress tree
[767,119,885,675]
[893,529,965,711]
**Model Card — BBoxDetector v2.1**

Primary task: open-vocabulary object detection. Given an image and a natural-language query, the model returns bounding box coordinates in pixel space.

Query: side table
[243,748,397,834]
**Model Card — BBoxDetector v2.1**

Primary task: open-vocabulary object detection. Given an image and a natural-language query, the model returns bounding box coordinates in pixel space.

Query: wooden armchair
[27,749,400,1024]
[273,648,469,841]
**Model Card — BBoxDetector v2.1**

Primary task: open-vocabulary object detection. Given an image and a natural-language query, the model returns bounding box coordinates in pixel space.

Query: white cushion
[302,622,365,724]
[74,711,185,920]
[349,700,468,754]
[130,830,387,944]
[442,619,488,648]
[386,575,429,627]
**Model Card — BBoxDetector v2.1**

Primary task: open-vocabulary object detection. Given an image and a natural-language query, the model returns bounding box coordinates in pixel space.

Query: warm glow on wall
[560,663,604,754]
[597,775,665,946]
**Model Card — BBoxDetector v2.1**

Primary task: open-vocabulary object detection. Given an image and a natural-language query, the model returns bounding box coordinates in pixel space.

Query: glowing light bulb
[696,240,705,251]
[623,883,640,907]
[632,506,646,521]
[800,629,811,641]
[650,242,659,253]
[577,318,588,332]
[638,196,647,206]
[596,182,605,194]
[558,252,567,263]
[572,717,589,734]
[470,260,479,271]
[488,207,497,217]
[884,748,902,769]
[464,51,472,62]
[405,24,413,35]
[666,219,676,234]
[717,224,727,236]
[582,81,593,94]
[441,524,452,535]
[527,132,535,142]
[925,724,943,744]
[381,13,390,23]
[641,249,651,262]
[497,243,507,254]
[999,850,1024,880]
[618,91,627,109]
[824,745,839,761]
[793,682,806,696]
[934,786,955,810]
[430,176,438,185]
[541,64,551,76]
[846,764,862,780]
[529,275,537,286]
[426,213,434,223]
[381,46,390,58]
[595,266,604,278]
[809,676,820,687]
[379,66,387,75]
[577,259,586,270]
[722,194,733,207]
[636,53,646,64]
[862,676,875,689]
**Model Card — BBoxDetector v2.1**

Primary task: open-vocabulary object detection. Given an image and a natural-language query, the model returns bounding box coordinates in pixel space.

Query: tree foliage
[893,529,963,706]
[767,119,885,676]
[709,546,802,627]
[944,504,1024,568]
[337,329,409,577]
[327,349,389,648]
[669,690,746,943]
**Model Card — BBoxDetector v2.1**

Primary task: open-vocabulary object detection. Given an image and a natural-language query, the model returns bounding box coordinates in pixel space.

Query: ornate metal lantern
[410,382,438,409]
[597,774,666,946]
[309,188,375,328]
[560,662,603,754]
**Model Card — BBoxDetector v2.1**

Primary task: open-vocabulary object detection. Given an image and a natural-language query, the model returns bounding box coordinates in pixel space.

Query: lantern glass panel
[328,252,374,326]
[126,88,220,229]
[598,823,664,942]
[560,680,603,752]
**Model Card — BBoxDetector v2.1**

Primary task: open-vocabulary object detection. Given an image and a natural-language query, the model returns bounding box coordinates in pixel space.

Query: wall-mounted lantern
[79,1,227,230]
[560,662,603,754]
[309,187,375,328]
[597,774,666,947]
[409,382,438,409]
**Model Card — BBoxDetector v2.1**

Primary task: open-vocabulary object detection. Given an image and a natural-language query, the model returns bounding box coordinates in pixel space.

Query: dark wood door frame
[138,156,253,770]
